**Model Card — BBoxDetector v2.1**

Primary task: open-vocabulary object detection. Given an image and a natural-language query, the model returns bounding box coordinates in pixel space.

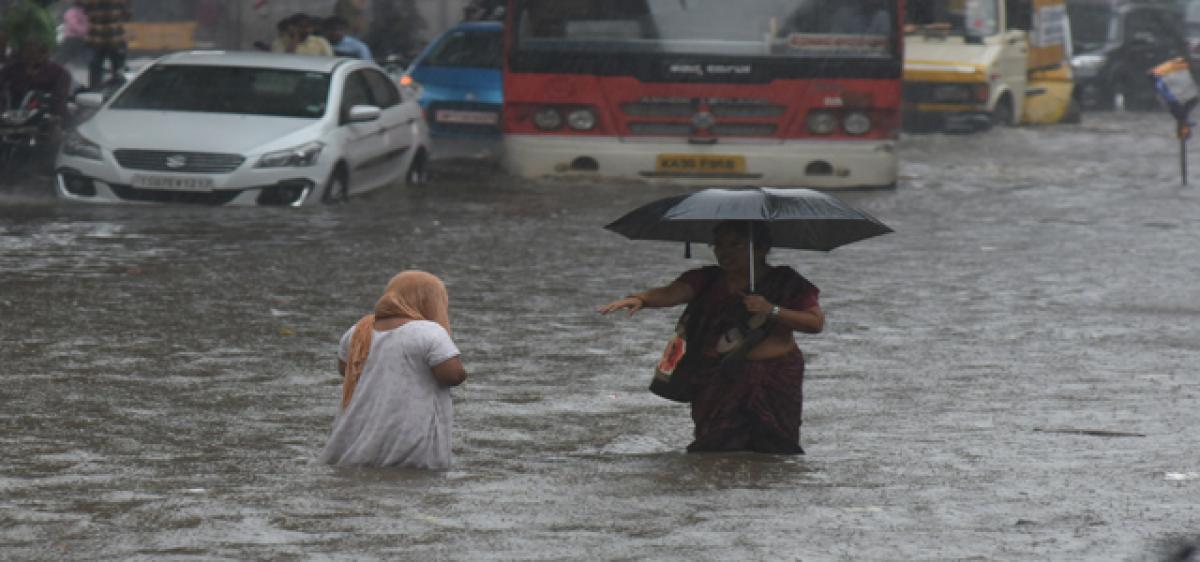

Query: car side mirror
[347,104,381,122]
[74,92,104,109]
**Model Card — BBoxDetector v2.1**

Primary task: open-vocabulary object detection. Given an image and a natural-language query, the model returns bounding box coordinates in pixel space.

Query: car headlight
[566,108,596,131]
[806,111,838,135]
[255,141,324,168]
[1070,54,1104,78]
[62,131,102,160]
[843,112,872,135]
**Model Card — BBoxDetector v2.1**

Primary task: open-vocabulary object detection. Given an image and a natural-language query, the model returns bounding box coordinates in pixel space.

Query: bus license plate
[656,154,746,174]
[435,109,499,125]
[131,175,214,190]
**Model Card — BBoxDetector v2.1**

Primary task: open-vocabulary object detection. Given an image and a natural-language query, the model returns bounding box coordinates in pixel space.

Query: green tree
[1,0,55,56]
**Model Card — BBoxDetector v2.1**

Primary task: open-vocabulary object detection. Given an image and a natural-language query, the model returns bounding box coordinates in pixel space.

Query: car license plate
[435,109,499,125]
[655,154,746,174]
[131,175,215,190]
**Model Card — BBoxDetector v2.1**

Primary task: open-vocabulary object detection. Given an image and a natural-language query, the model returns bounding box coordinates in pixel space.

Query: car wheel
[405,150,429,186]
[322,170,348,203]
[991,96,1015,127]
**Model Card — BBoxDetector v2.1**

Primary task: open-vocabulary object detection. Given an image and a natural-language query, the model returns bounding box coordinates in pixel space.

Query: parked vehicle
[404,21,503,159]
[56,51,431,207]
[903,0,1078,132]
[501,0,904,189]
[1069,0,1189,110]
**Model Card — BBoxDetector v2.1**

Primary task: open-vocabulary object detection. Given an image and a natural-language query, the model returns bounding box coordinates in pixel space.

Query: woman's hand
[742,293,774,316]
[597,296,644,317]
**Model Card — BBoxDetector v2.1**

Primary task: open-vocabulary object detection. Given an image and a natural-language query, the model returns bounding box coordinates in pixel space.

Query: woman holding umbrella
[599,220,824,454]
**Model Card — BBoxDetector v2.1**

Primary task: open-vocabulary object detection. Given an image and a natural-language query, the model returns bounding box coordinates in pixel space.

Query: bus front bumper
[502,135,898,189]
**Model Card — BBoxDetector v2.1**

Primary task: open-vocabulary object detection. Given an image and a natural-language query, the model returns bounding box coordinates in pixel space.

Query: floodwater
[2,114,1200,561]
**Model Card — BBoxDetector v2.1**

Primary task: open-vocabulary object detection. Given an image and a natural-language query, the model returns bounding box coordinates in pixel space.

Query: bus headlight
[806,111,838,135]
[842,112,872,135]
[566,108,596,131]
[533,108,563,130]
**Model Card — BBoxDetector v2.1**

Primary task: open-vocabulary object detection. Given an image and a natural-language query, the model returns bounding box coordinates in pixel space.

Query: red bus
[501,0,903,189]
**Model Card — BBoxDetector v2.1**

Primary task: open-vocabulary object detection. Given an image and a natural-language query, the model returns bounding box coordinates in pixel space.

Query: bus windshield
[514,0,897,60]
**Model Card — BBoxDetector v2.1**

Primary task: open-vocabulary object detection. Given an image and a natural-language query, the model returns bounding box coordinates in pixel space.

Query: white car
[56,51,432,206]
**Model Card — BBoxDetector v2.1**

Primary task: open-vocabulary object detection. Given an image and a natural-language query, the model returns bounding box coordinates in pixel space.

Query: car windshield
[111,65,331,118]
[514,0,898,60]
[1067,4,1113,49]
[425,29,502,68]
[904,0,1001,38]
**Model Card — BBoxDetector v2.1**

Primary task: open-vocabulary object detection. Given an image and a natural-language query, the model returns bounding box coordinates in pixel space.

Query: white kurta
[319,320,460,469]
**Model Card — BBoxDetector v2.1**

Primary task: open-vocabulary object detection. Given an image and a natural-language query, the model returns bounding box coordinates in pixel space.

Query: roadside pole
[1151,58,1199,186]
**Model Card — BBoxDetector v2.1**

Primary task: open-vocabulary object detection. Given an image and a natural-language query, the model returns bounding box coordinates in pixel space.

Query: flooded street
[3,113,1200,560]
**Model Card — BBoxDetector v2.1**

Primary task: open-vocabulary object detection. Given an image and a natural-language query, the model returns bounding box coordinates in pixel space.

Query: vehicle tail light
[842,111,872,135]
[806,111,838,135]
[399,75,416,88]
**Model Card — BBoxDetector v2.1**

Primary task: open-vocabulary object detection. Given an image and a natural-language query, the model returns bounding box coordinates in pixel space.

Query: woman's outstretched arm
[597,281,697,317]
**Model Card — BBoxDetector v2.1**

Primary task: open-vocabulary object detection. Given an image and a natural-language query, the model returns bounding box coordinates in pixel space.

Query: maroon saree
[674,265,819,454]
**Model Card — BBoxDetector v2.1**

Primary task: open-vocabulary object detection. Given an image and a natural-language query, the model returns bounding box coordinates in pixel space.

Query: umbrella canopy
[604,187,893,251]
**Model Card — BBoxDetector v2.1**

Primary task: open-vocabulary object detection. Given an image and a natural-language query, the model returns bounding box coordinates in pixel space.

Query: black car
[1068,0,1190,110]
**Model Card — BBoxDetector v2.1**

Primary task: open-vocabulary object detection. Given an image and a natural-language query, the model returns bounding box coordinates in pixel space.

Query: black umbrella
[605,187,893,291]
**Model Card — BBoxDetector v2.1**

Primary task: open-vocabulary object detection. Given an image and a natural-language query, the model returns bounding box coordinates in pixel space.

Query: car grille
[619,97,784,138]
[113,150,245,173]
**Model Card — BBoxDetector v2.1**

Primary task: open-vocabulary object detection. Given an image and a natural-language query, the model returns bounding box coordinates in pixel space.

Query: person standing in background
[270,13,332,56]
[324,15,371,60]
[81,0,130,91]
[54,0,89,66]
[334,0,368,35]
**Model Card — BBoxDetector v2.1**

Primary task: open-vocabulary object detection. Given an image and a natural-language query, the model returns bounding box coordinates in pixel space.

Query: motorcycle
[0,89,62,173]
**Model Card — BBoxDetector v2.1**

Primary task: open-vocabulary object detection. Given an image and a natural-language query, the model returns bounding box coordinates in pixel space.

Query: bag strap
[675,267,721,348]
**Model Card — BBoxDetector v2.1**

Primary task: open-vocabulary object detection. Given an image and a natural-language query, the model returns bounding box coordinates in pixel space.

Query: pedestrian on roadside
[54,0,90,66]
[81,0,130,91]
[319,271,468,469]
[271,13,333,56]
[597,221,824,454]
[324,15,372,60]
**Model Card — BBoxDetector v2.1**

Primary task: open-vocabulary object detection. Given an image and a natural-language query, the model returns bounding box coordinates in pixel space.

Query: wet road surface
[2,113,1200,560]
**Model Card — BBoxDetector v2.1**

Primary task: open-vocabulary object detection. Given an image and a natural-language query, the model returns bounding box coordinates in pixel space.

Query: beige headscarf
[342,271,451,408]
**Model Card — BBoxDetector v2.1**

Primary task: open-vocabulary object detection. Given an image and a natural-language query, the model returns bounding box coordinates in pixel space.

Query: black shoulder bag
[648,270,720,403]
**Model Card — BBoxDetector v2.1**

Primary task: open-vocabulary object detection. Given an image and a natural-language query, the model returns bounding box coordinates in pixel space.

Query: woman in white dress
[320,271,468,469]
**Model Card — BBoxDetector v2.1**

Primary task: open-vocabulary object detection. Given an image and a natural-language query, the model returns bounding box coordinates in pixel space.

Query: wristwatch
[768,304,781,318]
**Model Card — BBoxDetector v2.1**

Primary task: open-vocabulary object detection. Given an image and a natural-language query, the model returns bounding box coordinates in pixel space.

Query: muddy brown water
[2,113,1199,560]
